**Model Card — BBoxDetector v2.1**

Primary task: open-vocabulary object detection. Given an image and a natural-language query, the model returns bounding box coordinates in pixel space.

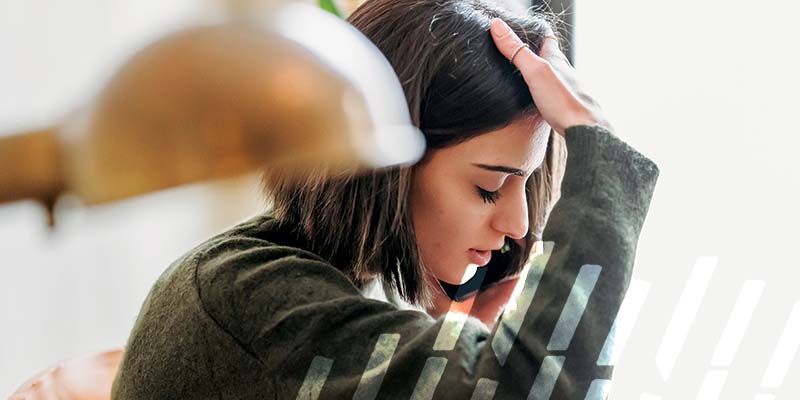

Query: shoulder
[190,214,364,341]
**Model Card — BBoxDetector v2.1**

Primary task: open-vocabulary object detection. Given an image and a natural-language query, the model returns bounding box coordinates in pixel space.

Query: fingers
[542,37,572,71]
[541,35,561,57]
[489,18,543,74]
[489,17,594,135]
[490,18,568,69]
[541,24,561,52]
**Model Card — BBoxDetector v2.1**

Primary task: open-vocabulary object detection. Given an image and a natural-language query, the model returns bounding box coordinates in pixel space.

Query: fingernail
[492,18,512,37]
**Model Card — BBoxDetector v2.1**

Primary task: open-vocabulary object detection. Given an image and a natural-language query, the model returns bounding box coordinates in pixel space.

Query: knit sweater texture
[111,125,659,399]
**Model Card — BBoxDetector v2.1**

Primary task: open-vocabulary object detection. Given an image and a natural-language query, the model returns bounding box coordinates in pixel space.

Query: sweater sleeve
[196,124,659,399]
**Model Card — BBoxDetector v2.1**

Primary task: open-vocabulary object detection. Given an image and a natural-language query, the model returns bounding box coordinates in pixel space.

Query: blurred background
[1,0,798,398]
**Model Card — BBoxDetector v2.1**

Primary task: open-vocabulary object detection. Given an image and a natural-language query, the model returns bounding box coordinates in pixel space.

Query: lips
[468,249,492,266]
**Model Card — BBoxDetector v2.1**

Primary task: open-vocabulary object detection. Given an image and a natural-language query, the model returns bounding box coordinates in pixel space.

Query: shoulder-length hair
[263,0,562,307]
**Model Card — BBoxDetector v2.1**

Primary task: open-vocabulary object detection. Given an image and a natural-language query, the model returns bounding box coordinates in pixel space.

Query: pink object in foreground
[9,349,124,400]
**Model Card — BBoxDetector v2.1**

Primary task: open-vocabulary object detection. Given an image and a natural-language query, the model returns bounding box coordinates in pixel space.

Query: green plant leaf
[319,0,344,18]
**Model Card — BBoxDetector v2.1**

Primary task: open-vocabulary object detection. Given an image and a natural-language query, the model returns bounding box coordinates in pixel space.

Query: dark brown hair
[263,0,561,307]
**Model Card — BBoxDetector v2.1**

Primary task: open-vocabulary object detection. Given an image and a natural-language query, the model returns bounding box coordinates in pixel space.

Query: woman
[112,0,659,399]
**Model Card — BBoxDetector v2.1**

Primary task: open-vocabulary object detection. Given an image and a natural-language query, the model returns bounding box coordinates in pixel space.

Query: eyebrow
[472,163,525,176]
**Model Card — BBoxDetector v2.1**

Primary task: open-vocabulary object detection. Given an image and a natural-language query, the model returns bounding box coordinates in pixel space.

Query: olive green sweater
[111,125,659,399]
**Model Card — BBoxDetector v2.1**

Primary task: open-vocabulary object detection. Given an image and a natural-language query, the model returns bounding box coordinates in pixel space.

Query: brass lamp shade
[0,3,424,208]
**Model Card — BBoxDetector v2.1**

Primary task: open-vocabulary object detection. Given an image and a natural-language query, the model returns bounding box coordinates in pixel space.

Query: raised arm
[194,19,659,400]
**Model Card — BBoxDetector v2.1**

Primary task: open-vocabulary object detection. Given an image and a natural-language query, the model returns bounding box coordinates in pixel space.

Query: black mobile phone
[439,239,519,302]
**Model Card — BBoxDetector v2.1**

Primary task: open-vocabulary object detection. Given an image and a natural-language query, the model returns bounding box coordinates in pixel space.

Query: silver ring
[510,43,530,64]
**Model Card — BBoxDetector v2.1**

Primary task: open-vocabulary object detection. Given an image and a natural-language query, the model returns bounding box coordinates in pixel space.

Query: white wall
[575,0,800,398]
[0,0,266,395]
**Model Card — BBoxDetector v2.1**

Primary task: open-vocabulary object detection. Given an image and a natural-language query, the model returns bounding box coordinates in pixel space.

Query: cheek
[412,159,486,225]
[411,176,463,251]
[410,169,489,281]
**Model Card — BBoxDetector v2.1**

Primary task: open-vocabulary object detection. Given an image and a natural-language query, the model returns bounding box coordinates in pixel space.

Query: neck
[424,274,473,318]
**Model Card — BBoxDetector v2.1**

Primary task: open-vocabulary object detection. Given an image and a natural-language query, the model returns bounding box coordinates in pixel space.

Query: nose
[490,184,529,240]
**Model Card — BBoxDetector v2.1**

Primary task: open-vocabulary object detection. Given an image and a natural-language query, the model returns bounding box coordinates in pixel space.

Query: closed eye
[476,186,499,204]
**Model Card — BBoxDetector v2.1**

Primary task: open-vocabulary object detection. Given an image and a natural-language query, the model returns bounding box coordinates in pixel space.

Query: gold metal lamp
[0,2,425,221]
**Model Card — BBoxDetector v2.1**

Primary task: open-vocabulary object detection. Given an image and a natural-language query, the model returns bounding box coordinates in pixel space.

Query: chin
[438,263,478,285]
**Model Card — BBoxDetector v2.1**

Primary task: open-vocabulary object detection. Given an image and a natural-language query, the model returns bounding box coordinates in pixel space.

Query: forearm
[481,124,660,398]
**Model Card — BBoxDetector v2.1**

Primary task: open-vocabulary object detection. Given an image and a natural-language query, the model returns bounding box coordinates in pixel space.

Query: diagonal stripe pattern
[547,264,602,351]
[353,333,402,400]
[655,256,717,380]
[597,279,651,366]
[296,356,334,400]
[491,241,552,365]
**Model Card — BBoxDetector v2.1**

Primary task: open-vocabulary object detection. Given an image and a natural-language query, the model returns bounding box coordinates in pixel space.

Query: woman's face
[410,114,551,285]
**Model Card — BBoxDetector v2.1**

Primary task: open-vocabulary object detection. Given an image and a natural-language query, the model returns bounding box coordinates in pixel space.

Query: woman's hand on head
[489,18,611,136]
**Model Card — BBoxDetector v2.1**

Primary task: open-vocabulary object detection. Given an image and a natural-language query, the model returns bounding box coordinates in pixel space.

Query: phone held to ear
[439,239,530,302]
